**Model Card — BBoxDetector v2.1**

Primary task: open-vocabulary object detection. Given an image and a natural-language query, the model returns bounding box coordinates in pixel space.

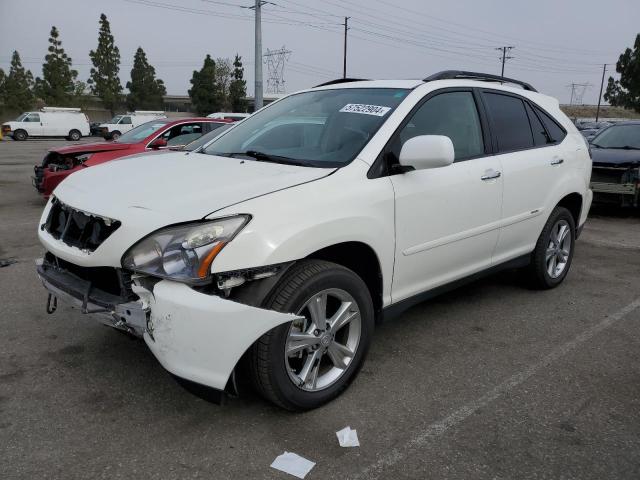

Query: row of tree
[0,14,247,116]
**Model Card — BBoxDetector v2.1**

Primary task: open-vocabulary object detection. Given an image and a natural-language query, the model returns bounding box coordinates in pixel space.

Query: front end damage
[33,151,89,197]
[37,252,302,402]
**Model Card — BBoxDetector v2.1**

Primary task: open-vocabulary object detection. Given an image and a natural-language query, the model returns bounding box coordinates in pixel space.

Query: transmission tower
[264,46,292,94]
[566,82,591,105]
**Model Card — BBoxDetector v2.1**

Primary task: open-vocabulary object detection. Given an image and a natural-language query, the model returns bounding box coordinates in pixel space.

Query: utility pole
[595,64,607,122]
[254,0,263,110]
[496,46,515,78]
[343,17,350,78]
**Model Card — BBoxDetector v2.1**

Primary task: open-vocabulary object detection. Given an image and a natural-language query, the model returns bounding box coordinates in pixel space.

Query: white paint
[355,297,640,479]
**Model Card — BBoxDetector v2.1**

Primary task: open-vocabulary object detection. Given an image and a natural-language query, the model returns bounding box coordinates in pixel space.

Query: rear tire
[250,260,374,411]
[525,206,576,289]
[68,129,81,141]
[13,129,27,141]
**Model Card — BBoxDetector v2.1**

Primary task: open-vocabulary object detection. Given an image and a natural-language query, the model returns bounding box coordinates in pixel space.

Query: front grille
[43,252,135,300]
[42,197,121,252]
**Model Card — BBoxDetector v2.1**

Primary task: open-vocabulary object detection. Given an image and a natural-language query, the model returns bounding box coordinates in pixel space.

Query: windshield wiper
[603,145,640,150]
[220,151,309,166]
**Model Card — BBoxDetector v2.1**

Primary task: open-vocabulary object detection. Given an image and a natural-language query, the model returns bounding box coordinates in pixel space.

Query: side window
[524,103,550,146]
[164,123,204,146]
[483,92,533,152]
[120,116,132,125]
[26,113,40,122]
[534,106,566,143]
[392,91,484,162]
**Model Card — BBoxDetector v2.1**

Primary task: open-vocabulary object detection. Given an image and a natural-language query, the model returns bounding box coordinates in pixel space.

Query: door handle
[481,170,501,180]
[550,158,564,165]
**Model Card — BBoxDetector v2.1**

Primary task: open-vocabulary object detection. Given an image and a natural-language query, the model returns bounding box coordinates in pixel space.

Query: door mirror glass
[398,135,454,170]
[149,137,168,149]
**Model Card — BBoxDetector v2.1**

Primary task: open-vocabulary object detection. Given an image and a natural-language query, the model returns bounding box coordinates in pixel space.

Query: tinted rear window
[525,103,549,146]
[484,92,533,152]
[534,106,566,143]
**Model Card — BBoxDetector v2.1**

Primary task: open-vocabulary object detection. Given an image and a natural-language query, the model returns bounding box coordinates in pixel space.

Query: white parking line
[356,297,640,479]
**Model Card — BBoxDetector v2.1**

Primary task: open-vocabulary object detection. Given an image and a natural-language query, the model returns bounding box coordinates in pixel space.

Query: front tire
[525,206,576,289]
[250,260,374,411]
[13,129,27,141]
[110,130,121,141]
[68,129,81,141]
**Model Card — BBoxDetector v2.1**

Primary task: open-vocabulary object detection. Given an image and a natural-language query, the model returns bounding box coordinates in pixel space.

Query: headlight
[121,215,250,284]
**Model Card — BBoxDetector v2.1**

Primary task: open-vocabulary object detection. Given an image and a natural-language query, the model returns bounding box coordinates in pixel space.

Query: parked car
[580,128,600,142]
[35,71,592,410]
[589,121,640,207]
[32,118,232,198]
[89,122,103,136]
[207,112,250,121]
[576,120,612,131]
[99,111,167,140]
[1,107,90,141]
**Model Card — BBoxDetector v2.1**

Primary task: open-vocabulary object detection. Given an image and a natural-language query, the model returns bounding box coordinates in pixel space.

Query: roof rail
[423,70,537,92]
[314,78,368,88]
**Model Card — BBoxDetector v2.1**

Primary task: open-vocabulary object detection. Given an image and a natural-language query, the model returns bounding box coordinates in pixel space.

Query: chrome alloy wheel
[284,288,362,392]
[546,219,572,279]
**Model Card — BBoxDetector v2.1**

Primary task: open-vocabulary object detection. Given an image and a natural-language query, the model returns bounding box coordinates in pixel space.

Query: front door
[388,90,503,302]
[24,113,43,136]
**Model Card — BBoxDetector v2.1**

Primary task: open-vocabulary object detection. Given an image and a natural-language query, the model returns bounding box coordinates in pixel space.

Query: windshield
[592,124,640,149]
[116,120,168,143]
[203,88,409,167]
[108,115,123,124]
[183,124,233,151]
[16,113,29,121]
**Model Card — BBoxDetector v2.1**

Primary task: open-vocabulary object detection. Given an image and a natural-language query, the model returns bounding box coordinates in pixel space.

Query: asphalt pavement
[1,139,640,479]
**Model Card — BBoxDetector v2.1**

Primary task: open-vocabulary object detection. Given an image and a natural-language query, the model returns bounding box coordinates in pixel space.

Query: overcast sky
[1,0,638,105]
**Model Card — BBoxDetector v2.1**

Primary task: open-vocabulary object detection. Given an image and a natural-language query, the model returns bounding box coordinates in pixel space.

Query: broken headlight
[121,215,250,284]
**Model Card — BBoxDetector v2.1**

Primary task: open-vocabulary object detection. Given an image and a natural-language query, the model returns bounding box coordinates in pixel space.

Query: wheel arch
[304,241,384,318]
[556,192,582,229]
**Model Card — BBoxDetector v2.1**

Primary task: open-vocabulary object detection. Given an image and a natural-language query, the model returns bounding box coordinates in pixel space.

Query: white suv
[36,71,592,411]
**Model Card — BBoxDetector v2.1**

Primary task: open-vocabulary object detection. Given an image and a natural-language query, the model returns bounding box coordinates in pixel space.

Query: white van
[206,112,250,121]
[1,107,90,141]
[99,111,167,140]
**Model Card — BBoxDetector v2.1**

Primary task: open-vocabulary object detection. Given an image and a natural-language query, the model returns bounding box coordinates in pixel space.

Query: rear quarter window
[534,106,566,143]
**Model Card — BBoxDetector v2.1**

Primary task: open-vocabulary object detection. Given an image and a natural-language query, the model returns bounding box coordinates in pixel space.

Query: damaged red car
[33,117,234,198]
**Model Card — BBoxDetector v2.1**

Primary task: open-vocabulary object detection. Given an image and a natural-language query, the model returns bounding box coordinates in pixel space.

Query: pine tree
[188,54,221,115]
[229,54,247,112]
[215,57,232,110]
[34,26,78,106]
[2,51,35,112]
[125,47,166,110]
[88,13,122,114]
[604,33,640,113]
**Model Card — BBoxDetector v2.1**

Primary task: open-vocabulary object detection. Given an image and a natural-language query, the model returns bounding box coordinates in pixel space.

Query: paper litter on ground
[270,451,316,479]
[336,426,360,447]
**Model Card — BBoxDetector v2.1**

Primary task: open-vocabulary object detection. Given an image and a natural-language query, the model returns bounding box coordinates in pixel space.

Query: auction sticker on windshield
[339,104,391,116]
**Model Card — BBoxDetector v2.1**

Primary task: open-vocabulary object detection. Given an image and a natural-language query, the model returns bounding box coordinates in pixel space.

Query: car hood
[53,151,334,223]
[49,142,135,155]
[591,147,640,167]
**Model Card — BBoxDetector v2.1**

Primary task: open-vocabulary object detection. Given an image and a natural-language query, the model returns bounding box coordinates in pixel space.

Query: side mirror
[398,135,454,171]
[149,137,167,149]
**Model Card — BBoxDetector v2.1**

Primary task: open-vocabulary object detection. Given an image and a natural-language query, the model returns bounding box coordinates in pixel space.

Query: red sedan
[33,117,233,198]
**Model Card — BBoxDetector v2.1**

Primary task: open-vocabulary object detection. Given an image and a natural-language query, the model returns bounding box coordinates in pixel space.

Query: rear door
[481,90,568,264]
[388,89,503,302]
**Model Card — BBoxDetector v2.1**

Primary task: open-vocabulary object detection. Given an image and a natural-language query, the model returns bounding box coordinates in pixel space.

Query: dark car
[580,128,600,142]
[89,122,103,136]
[589,121,640,207]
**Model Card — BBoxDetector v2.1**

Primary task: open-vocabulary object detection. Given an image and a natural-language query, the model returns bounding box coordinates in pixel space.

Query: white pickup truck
[99,111,167,140]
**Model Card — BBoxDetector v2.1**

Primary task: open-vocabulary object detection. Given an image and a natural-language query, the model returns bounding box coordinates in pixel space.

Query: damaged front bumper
[37,256,302,393]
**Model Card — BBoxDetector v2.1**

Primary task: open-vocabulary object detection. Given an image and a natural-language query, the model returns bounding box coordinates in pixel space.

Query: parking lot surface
[1,139,640,479]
